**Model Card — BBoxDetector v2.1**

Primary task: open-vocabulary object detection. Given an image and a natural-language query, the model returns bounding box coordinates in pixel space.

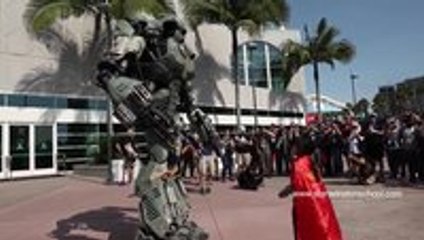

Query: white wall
[0,0,306,125]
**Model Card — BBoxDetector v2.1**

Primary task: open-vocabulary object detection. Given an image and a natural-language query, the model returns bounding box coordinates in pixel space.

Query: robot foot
[135,228,155,240]
[135,222,208,240]
[167,221,209,240]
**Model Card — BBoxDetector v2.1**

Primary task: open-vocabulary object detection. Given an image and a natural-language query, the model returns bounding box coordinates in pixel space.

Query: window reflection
[247,42,268,88]
[97,100,108,110]
[0,94,5,106]
[2,93,106,110]
[8,94,27,107]
[67,98,89,109]
[235,41,289,90]
[56,97,68,108]
[27,95,55,108]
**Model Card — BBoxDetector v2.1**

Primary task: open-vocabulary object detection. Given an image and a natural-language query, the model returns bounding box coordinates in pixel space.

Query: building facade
[0,0,305,179]
[376,76,424,115]
[306,94,346,113]
[397,77,424,113]
[376,85,396,115]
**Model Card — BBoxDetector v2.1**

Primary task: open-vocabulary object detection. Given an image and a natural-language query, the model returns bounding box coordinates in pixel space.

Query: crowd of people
[115,111,424,191]
[177,110,424,190]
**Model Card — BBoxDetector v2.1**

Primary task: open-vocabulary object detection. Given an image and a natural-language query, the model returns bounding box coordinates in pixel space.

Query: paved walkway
[0,176,423,240]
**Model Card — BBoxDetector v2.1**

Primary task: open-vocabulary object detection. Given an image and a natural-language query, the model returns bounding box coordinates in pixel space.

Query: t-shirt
[201,144,214,156]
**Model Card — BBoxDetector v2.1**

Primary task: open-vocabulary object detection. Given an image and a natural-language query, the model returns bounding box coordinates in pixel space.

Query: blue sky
[286,0,424,104]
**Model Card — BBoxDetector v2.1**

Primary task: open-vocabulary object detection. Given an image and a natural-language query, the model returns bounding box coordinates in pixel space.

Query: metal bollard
[5,156,12,179]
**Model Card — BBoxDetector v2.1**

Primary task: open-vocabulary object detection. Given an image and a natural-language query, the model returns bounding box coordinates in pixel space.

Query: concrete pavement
[0,176,423,240]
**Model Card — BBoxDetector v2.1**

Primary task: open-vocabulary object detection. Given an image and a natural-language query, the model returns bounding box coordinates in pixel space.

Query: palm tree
[352,98,369,117]
[181,0,289,130]
[281,39,310,87]
[305,18,355,116]
[23,0,173,181]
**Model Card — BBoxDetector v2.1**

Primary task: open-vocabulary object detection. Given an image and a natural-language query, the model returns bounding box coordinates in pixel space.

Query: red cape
[291,155,343,240]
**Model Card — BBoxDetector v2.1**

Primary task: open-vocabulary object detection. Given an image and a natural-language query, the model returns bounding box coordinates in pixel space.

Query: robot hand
[188,108,222,157]
[188,108,214,141]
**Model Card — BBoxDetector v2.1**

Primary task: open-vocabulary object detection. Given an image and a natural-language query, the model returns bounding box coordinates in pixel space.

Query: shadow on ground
[323,179,360,186]
[49,206,138,240]
[383,179,424,190]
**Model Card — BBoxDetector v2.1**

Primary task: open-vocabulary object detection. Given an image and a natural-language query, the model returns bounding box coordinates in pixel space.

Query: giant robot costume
[96,16,216,240]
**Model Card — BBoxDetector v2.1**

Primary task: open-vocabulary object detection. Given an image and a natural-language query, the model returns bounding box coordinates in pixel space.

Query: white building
[0,0,305,179]
[306,94,346,113]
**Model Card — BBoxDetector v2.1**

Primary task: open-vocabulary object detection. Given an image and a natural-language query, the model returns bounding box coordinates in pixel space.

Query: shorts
[199,154,215,176]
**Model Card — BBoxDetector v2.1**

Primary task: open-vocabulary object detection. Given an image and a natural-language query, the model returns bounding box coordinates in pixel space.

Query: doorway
[1,124,56,179]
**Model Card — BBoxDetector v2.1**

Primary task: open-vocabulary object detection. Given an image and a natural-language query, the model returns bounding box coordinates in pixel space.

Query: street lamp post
[350,72,359,106]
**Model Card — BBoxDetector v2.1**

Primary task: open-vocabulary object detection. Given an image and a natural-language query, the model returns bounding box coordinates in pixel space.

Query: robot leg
[134,144,208,240]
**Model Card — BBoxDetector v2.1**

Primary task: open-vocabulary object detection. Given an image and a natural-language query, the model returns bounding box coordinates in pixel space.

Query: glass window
[67,98,89,109]
[57,123,107,166]
[234,41,288,90]
[58,135,102,145]
[87,99,109,110]
[88,99,98,109]
[269,46,282,67]
[58,123,105,134]
[7,94,27,107]
[97,100,109,110]
[247,42,268,88]
[235,49,245,84]
[271,68,285,90]
[27,95,56,108]
[56,97,68,108]
[269,44,288,90]
[35,126,53,169]
[10,126,30,170]
[0,94,5,106]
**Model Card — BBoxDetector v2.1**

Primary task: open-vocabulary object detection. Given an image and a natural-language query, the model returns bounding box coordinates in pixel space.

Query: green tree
[181,0,289,130]
[282,18,355,117]
[352,98,369,117]
[395,84,414,113]
[281,40,310,87]
[372,92,391,116]
[306,18,355,116]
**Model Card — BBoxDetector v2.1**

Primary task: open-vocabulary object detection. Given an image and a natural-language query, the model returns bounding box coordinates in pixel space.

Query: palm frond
[110,0,173,19]
[281,40,311,81]
[181,0,289,32]
[24,0,95,34]
[316,17,327,36]
[316,26,340,49]
[236,19,259,35]
[307,19,355,65]
[243,0,289,26]
[330,39,356,63]
[322,59,335,69]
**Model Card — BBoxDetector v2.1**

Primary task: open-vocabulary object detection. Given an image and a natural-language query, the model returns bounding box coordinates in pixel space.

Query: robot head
[95,61,121,90]
[161,17,187,42]
[126,12,160,37]
[114,19,135,36]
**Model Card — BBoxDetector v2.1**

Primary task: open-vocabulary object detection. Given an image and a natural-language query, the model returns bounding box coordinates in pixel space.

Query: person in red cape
[279,133,343,240]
